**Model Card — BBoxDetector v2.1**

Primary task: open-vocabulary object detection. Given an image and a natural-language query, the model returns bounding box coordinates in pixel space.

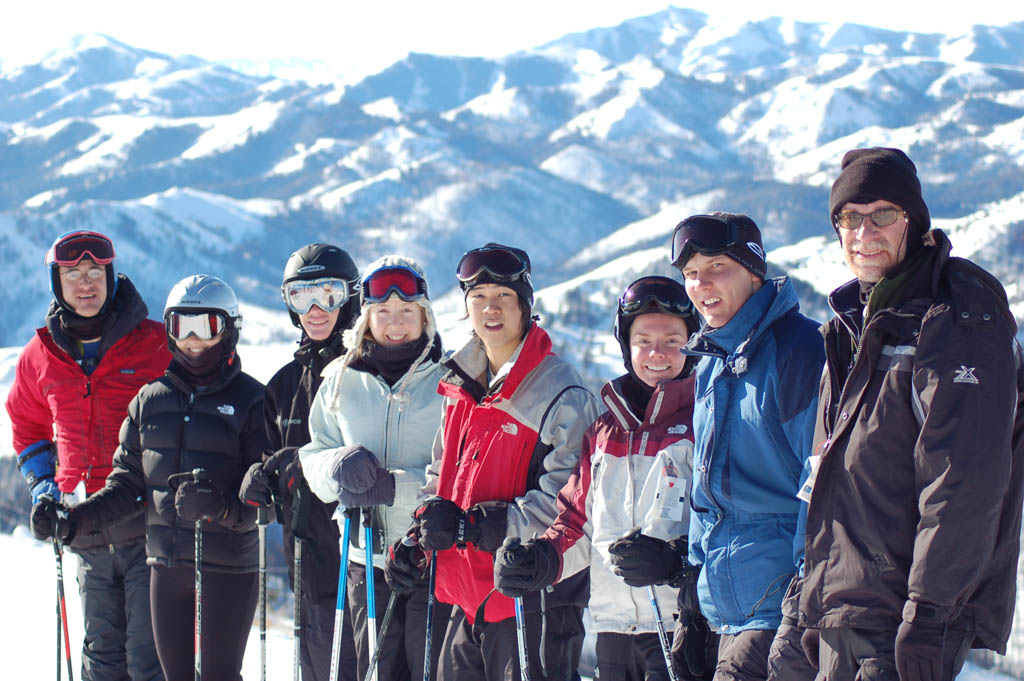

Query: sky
[2,0,1024,82]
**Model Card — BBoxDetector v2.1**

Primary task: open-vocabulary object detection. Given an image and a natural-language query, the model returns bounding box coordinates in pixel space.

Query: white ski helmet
[163,274,242,348]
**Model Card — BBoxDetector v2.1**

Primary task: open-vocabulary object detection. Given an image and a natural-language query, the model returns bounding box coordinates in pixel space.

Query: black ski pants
[300,585,358,681]
[149,565,258,681]
[75,540,162,681]
[437,603,585,681]
[347,561,452,681]
[596,632,674,681]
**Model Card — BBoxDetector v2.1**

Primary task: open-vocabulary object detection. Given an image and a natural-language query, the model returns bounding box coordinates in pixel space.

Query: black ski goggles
[670,215,737,269]
[619,276,694,318]
[362,266,428,304]
[282,277,353,315]
[47,231,116,267]
[167,311,226,341]
[455,246,529,286]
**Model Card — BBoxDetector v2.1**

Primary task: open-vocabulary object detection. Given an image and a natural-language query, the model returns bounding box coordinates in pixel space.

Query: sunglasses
[49,232,116,267]
[833,209,907,230]
[59,267,105,283]
[619,277,694,318]
[670,215,737,268]
[455,246,529,285]
[282,277,352,315]
[363,266,428,304]
[167,312,226,341]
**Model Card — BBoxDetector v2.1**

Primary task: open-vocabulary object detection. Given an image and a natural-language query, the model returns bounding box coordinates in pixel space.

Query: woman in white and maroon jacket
[495,275,716,681]
[395,243,601,681]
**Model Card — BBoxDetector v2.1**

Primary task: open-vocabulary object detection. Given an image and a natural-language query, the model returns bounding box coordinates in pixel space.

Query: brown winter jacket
[799,229,1024,654]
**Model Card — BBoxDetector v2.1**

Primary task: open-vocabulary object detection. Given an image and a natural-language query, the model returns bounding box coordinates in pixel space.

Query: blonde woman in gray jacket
[300,255,450,681]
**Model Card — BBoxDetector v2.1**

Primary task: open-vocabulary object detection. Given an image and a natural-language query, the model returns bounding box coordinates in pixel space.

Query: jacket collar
[439,322,552,403]
[685,276,800,369]
[827,229,954,338]
[602,372,697,432]
[44,274,149,360]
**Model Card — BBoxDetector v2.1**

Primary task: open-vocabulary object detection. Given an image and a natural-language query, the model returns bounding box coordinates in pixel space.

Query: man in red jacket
[7,230,169,681]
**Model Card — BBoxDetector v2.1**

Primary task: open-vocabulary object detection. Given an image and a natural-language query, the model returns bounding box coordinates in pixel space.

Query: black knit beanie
[707,212,767,280]
[829,147,930,251]
[460,242,534,308]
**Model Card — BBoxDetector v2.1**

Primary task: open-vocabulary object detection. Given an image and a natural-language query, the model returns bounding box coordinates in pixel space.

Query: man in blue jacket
[671,213,823,681]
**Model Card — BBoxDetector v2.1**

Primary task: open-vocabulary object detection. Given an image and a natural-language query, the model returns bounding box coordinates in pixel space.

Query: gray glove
[331,444,385,494]
[339,468,396,508]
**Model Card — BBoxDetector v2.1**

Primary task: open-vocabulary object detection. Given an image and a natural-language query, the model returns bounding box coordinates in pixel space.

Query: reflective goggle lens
[283,278,351,315]
[363,266,428,303]
[51,233,116,266]
[168,312,225,341]
[455,247,528,284]
[833,209,905,230]
[619,277,693,317]
[670,215,737,268]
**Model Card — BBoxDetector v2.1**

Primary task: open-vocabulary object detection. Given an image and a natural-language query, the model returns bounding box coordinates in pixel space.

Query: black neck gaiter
[57,309,111,344]
[353,335,429,387]
[171,343,229,388]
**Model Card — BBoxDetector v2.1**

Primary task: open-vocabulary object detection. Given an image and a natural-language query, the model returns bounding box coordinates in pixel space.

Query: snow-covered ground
[0,530,1015,680]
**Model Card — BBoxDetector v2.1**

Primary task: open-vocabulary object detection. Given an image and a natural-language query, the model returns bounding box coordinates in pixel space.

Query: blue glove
[331,445,385,494]
[17,440,61,505]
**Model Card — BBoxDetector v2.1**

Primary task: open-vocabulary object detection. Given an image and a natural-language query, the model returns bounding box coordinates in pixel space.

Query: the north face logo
[953,366,979,385]
[501,422,518,436]
[667,424,688,436]
[217,404,236,416]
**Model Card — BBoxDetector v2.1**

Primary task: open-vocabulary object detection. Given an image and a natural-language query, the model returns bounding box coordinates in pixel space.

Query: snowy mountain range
[1,9,1022,376]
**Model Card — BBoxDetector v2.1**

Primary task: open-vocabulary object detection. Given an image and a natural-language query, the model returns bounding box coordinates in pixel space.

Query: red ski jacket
[7,317,170,495]
[427,324,601,623]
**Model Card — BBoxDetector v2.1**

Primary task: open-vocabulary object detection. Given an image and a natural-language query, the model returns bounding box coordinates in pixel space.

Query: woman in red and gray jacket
[387,243,601,681]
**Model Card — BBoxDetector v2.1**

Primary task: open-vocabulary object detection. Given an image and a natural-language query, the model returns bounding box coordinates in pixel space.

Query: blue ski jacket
[685,276,824,633]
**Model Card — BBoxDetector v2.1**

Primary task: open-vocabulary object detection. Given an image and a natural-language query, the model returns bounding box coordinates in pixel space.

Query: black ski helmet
[281,243,360,330]
[613,275,698,377]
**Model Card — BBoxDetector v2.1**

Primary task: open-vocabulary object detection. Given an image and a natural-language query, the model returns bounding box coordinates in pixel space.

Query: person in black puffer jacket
[33,274,267,681]
[239,243,361,681]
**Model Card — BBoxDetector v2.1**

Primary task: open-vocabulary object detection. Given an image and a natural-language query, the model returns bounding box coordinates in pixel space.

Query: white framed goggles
[282,277,353,315]
[166,311,227,341]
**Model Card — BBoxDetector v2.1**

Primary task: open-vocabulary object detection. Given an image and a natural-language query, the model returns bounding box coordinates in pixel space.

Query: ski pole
[514,596,532,681]
[362,532,416,681]
[422,551,437,681]
[291,480,311,681]
[362,508,379,681]
[56,575,61,681]
[294,536,303,681]
[257,505,269,681]
[191,468,206,681]
[329,508,355,681]
[53,537,74,681]
[648,585,680,681]
[361,590,398,681]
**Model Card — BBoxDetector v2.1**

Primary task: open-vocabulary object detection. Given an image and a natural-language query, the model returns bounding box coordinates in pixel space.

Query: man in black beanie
[794,147,1024,681]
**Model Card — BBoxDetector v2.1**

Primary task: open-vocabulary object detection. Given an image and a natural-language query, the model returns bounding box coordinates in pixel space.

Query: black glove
[895,618,946,681]
[31,495,75,543]
[385,531,429,596]
[339,468,395,508]
[461,501,509,552]
[239,461,275,508]
[414,497,462,551]
[608,528,688,587]
[174,479,227,523]
[800,628,820,671]
[672,612,716,680]
[494,537,560,598]
[331,444,385,494]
